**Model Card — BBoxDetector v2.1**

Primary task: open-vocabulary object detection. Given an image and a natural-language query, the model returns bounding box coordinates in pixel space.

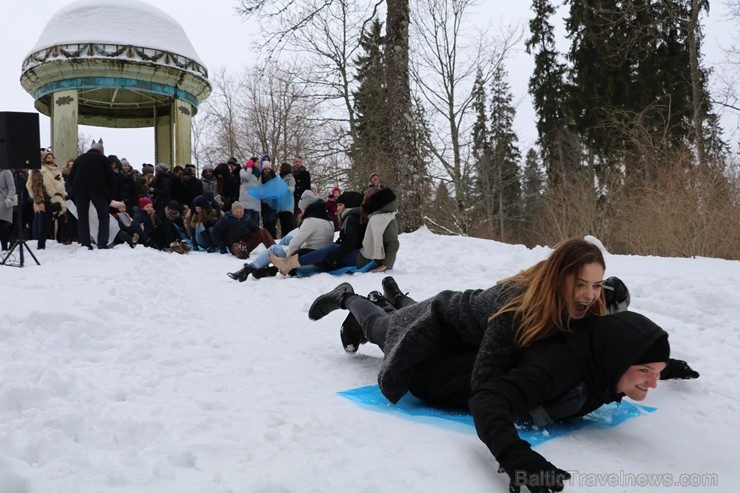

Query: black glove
[660,358,700,380]
[499,445,570,493]
[602,276,630,313]
[49,201,63,215]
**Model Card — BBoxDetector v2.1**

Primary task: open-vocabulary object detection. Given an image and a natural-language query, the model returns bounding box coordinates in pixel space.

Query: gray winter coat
[0,170,16,223]
[378,283,521,404]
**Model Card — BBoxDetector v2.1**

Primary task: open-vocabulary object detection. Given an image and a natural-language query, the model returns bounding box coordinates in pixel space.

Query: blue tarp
[338,385,656,446]
[248,178,292,211]
[295,261,379,278]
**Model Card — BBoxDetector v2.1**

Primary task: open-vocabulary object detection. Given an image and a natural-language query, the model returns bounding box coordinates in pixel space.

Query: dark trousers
[0,220,12,250]
[344,293,417,351]
[278,211,294,238]
[76,193,110,248]
[344,293,473,408]
[230,228,276,257]
[34,210,55,248]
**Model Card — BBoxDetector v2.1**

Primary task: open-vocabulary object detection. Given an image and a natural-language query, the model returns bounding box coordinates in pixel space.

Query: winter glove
[660,358,699,380]
[50,202,63,215]
[499,444,570,493]
[602,276,630,313]
[4,198,13,208]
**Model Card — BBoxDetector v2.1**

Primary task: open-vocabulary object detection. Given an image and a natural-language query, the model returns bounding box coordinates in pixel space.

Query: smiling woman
[310,272,678,492]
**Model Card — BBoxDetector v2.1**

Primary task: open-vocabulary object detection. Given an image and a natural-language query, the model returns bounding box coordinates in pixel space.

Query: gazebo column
[174,100,193,166]
[154,103,174,167]
[50,89,78,163]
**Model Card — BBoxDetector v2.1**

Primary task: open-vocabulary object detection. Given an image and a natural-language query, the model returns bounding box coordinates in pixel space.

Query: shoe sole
[340,313,364,353]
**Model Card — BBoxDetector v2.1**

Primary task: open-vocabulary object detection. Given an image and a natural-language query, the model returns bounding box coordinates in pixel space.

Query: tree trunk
[687,0,706,168]
[386,0,424,231]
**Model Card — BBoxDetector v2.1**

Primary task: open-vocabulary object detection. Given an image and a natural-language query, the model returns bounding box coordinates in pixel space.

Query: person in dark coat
[130,197,183,251]
[180,166,203,211]
[118,158,139,215]
[291,154,311,216]
[186,193,222,252]
[151,163,174,214]
[211,201,275,258]
[70,140,115,249]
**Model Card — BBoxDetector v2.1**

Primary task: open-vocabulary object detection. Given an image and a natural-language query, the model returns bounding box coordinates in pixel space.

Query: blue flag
[248,177,292,211]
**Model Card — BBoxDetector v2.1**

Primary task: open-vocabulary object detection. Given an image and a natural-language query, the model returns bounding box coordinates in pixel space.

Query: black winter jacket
[330,207,365,261]
[468,311,669,467]
[211,211,259,247]
[70,149,114,200]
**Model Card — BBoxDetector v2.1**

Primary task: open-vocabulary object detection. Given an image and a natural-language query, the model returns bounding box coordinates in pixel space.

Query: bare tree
[410,0,520,234]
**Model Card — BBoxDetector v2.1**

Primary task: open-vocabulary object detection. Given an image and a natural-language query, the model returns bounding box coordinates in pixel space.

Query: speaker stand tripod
[1,201,40,268]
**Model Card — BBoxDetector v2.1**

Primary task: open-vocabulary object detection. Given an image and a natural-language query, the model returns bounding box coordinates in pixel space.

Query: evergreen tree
[526,0,578,184]
[520,148,544,245]
[564,0,719,177]
[350,18,392,190]
[486,65,521,241]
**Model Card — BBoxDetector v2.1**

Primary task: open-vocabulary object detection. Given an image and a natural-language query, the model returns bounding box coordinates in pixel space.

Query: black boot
[367,290,397,314]
[308,282,354,320]
[340,312,366,353]
[252,266,279,279]
[227,264,253,282]
[382,276,406,308]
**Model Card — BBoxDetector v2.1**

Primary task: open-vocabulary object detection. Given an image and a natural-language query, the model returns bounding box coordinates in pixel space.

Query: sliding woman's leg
[344,295,391,351]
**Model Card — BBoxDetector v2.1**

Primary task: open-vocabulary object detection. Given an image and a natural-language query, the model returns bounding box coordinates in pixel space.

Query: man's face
[616,362,666,401]
[371,175,380,186]
[233,208,244,219]
[293,156,303,167]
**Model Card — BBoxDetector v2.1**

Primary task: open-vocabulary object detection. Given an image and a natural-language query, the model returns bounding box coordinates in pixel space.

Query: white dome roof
[28,0,204,65]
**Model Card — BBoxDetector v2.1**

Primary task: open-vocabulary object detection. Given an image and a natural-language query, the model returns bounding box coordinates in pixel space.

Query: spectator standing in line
[277,162,295,237]
[70,140,114,249]
[291,154,311,217]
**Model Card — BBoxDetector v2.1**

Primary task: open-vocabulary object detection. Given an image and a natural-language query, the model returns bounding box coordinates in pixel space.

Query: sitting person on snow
[267,190,335,275]
[356,187,399,273]
[130,197,188,253]
[211,201,276,258]
[227,190,334,281]
[268,190,365,275]
[186,193,222,252]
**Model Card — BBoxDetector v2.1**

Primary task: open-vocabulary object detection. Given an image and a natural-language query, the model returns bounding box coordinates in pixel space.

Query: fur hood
[363,187,397,215]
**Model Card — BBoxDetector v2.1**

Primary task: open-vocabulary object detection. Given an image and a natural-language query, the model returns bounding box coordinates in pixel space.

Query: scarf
[360,211,396,260]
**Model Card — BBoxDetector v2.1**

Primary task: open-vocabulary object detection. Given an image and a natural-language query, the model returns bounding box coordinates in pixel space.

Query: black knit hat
[336,191,363,208]
[634,334,670,365]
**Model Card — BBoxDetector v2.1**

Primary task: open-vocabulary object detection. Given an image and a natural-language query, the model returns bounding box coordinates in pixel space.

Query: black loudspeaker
[0,112,41,170]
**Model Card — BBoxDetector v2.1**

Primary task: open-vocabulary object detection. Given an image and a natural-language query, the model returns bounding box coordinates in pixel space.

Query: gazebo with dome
[20,0,211,166]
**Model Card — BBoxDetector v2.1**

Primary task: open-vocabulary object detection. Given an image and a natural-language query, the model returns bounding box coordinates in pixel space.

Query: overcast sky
[1,0,737,169]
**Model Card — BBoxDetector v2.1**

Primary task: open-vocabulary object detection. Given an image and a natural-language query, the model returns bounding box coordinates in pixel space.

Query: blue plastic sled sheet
[338,385,656,447]
[295,261,378,278]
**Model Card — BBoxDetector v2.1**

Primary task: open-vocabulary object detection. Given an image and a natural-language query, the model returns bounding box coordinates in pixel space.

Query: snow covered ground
[1,228,738,492]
